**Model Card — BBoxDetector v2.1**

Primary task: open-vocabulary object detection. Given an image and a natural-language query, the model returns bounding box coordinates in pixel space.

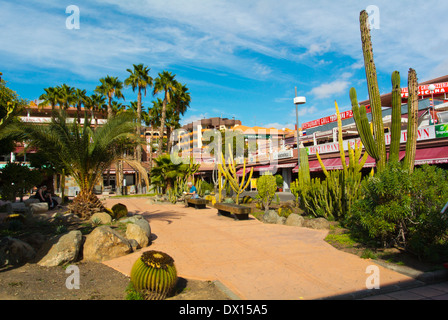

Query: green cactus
[130,250,178,300]
[111,203,128,220]
[403,69,419,173]
[350,11,419,174]
[389,71,402,163]
[218,144,253,205]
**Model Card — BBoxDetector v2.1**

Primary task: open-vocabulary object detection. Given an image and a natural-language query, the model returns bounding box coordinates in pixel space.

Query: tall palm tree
[125,64,152,194]
[153,71,177,157]
[56,84,75,110]
[73,88,87,124]
[166,81,191,152]
[3,110,148,218]
[38,87,60,111]
[85,93,106,127]
[95,76,125,120]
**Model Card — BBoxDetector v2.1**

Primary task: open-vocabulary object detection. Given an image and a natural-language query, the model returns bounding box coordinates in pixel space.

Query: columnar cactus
[403,69,419,173]
[218,144,253,205]
[350,10,419,173]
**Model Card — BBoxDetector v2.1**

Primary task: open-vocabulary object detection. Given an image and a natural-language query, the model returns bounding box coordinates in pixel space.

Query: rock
[262,210,280,224]
[29,202,49,214]
[24,198,40,206]
[90,211,112,225]
[303,217,330,230]
[83,226,132,262]
[285,214,305,227]
[118,215,143,224]
[126,223,149,248]
[6,202,28,214]
[276,216,286,225]
[37,231,83,267]
[0,237,36,266]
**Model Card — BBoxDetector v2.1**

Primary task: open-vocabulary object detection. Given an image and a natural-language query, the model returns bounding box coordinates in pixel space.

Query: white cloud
[309,81,350,99]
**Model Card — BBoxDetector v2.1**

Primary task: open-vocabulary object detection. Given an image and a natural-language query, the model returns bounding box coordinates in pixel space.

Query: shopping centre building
[3,75,448,195]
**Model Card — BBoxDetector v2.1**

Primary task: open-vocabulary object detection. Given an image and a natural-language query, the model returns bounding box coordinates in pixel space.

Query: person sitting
[183,182,199,207]
[34,185,56,209]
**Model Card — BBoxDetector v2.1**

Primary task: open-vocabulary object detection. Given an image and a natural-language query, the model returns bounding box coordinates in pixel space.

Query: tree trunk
[157,94,168,157]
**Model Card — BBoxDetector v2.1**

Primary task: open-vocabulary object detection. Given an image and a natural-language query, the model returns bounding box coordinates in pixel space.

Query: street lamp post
[429,84,436,126]
[294,87,306,170]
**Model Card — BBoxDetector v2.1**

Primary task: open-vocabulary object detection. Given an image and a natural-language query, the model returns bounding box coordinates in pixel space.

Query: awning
[277,163,297,169]
[236,167,252,176]
[292,160,322,173]
[254,165,276,172]
[414,146,448,165]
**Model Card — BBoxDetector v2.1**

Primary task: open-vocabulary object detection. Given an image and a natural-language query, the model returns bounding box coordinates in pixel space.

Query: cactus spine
[218,144,253,205]
[130,250,178,300]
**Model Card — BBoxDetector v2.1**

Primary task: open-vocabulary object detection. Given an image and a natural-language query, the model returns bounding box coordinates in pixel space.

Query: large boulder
[303,217,330,230]
[83,226,132,262]
[126,224,149,248]
[90,211,112,225]
[121,215,151,248]
[285,213,305,227]
[29,202,49,214]
[262,210,280,224]
[0,237,36,266]
[37,230,83,267]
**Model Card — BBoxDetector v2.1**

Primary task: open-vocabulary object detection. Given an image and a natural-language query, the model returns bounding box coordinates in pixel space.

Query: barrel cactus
[130,250,178,300]
[111,203,128,220]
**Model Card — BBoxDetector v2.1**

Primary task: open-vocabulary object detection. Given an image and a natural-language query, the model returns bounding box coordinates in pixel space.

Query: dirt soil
[0,261,230,300]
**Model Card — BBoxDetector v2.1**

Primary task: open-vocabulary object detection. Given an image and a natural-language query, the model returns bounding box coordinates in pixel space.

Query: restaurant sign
[307,125,437,155]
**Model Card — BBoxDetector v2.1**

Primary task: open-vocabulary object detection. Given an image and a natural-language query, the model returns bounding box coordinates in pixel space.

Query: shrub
[349,162,448,260]
[257,174,277,211]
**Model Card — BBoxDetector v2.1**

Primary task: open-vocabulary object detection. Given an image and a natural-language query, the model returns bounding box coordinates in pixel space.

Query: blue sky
[1,0,447,130]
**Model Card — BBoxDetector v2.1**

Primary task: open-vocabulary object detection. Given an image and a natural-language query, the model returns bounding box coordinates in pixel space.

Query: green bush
[349,162,448,260]
[257,174,277,211]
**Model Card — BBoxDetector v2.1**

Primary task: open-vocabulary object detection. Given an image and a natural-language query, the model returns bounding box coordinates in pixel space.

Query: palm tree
[166,81,191,152]
[95,76,125,120]
[3,110,148,218]
[56,84,75,110]
[73,88,87,124]
[125,64,153,195]
[153,71,177,157]
[86,93,106,127]
[38,87,60,111]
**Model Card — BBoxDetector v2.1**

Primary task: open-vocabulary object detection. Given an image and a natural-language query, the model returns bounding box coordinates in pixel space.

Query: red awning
[292,160,322,173]
[236,167,252,176]
[414,146,448,165]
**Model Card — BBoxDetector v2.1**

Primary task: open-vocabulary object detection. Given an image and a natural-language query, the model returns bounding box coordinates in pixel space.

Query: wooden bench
[186,198,207,209]
[214,203,251,220]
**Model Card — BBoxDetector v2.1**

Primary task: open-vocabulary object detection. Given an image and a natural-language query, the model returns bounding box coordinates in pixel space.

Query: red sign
[401,82,448,98]
[302,108,371,130]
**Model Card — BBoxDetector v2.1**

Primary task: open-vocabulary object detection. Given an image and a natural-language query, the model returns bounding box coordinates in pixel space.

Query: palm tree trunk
[136,88,142,194]
[158,95,168,157]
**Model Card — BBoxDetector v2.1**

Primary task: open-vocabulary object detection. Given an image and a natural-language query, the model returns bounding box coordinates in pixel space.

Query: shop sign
[307,126,437,155]
[273,149,293,160]
[436,124,448,138]
[401,82,448,98]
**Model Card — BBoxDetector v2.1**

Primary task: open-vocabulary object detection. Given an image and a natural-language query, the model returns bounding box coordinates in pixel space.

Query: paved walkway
[102,198,447,300]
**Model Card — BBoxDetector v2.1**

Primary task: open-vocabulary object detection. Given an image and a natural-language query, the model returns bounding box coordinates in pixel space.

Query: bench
[186,198,207,209]
[214,203,251,220]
